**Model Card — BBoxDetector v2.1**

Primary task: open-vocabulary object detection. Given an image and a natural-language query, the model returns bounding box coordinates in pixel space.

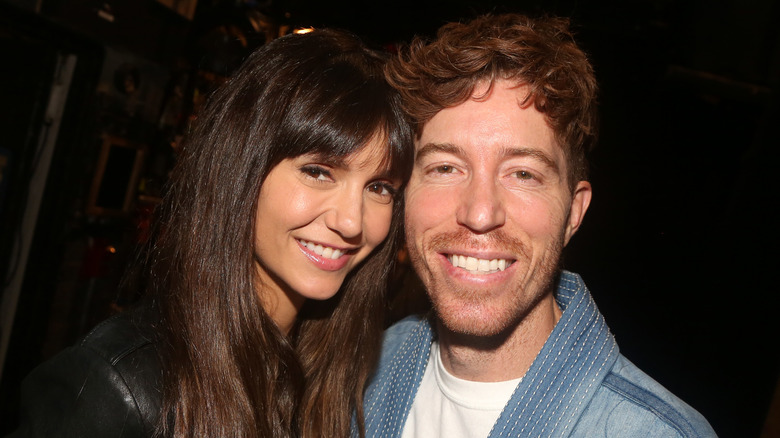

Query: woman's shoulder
[10,307,163,437]
[77,306,158,364]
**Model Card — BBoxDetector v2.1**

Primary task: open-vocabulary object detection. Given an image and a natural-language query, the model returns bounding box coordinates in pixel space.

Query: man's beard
[407,227,564,338]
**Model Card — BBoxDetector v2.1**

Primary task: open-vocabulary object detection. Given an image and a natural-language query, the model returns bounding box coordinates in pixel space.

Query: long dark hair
[124,29,412,437]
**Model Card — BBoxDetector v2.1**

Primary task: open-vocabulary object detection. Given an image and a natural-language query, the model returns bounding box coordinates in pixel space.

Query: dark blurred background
[0,0,777,436]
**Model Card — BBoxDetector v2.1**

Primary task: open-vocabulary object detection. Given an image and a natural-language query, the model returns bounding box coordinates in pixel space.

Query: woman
[11,29,412,437]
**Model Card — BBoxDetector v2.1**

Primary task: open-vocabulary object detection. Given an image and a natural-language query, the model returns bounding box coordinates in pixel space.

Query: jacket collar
[488,270,619,437]
[364,271,619,438]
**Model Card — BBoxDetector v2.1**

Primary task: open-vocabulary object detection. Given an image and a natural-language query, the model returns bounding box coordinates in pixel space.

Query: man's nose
[455,175,506,233]
[324,188,363,239]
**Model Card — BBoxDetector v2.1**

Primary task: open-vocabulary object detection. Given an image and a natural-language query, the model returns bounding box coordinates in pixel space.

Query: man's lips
[428,229,527,276]
[444,253,515,275]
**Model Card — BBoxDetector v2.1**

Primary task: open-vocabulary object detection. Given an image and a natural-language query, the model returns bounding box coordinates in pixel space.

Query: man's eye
[514,170,534,180]
[434,165,455,174]
[300,165,330,181]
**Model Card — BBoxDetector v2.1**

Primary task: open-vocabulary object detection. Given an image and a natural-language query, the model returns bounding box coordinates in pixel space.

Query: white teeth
[448,254,513,275]
[299,240,345,260]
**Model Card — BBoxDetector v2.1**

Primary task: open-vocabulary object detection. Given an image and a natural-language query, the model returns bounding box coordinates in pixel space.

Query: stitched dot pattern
[491,272,618,437]
[364,318,433,438]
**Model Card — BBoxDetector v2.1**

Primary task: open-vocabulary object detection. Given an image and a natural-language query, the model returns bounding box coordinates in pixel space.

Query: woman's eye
[367,182,396,203]
[300,165,331,182]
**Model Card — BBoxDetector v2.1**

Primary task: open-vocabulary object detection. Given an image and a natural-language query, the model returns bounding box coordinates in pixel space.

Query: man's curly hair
[386,13,599,187]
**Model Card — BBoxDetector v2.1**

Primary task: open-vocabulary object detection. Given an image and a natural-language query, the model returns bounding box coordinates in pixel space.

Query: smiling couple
[10,13,714,438]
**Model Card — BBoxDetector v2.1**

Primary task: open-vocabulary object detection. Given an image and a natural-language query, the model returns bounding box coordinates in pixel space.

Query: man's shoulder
[371,315,431,378]
[577,354,717,437]
[385,315,426,340]
[363,315,432,435]
[379,315,427,358]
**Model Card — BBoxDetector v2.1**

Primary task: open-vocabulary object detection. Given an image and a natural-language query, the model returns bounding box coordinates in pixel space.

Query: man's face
[405,80,591,337]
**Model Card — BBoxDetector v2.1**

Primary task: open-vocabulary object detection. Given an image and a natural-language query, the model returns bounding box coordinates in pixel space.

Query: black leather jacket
[8,307,163,437]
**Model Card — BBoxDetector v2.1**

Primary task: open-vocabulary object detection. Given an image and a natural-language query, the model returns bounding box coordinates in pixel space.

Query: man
[362,13,716,437]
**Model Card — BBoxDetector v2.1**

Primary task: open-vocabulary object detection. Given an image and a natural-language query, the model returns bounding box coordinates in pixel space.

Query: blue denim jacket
[361,271,716,437]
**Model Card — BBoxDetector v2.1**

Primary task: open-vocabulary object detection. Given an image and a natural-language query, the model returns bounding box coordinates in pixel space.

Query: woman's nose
[324,189,363,239]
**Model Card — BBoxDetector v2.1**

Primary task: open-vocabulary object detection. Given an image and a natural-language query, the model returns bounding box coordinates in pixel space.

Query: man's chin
[433,301,517,338]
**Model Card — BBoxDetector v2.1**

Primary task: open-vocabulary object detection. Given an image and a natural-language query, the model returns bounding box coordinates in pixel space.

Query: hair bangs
[271,60,412,182]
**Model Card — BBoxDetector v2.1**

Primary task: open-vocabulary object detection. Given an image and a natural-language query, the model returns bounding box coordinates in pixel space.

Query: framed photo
[86,135,146,216]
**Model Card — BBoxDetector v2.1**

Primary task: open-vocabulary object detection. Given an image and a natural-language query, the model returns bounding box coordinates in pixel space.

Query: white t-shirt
[401,342,521,438]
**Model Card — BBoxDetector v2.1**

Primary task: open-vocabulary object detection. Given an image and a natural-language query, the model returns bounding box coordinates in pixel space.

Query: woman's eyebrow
[303,153,347,168]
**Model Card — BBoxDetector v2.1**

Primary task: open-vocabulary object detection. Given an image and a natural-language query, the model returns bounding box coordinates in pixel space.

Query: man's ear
[563,181,592,246]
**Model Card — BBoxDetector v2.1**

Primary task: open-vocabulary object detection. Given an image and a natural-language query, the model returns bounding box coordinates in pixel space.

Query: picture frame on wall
[86,135,146,216]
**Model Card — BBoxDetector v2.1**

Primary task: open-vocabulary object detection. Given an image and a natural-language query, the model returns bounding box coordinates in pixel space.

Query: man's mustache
[426,229,530,261]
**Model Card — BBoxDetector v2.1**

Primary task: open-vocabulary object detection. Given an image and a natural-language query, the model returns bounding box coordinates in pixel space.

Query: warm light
[293,27,315,34]
[106,245,117,254]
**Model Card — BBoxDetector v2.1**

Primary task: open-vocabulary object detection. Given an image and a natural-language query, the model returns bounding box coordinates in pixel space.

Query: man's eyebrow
[502,147,560,174]
[415,142,463,163]
[416,143,560,174]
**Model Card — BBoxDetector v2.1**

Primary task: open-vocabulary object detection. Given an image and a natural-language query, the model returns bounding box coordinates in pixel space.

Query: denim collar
[364,271,619,438]
[489,271,619,437]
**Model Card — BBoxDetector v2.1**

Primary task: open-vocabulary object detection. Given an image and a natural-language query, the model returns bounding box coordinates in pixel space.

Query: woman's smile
[253,138,399,327]
[296,238,355,270]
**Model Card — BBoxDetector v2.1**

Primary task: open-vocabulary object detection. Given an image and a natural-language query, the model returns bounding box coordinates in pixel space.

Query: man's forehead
[424,80,541,121]
[417,86,560,149]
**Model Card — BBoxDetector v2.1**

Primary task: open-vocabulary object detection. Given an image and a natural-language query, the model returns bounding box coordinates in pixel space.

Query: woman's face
[254,138,400,330]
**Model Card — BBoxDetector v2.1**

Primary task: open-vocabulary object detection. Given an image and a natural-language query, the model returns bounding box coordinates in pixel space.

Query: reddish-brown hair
[386,13,598,186]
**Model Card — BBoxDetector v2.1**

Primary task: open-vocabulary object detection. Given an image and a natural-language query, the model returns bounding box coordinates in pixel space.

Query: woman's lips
[297,239,354,271]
